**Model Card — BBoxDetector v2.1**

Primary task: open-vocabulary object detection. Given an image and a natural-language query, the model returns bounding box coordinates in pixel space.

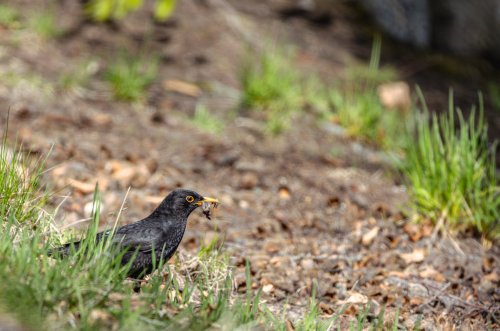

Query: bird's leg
[133,280,142,293]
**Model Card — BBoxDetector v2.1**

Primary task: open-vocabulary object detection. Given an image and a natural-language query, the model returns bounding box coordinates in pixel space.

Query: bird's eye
[186,196,194,203]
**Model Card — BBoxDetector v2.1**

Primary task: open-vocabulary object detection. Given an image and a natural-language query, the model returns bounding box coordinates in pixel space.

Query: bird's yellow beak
[195,197,219,206]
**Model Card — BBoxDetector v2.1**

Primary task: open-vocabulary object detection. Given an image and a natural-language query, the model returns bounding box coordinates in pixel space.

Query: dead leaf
[263,241,280,253]
[262,284,274,294]
[403,223,423,242]
[484,272,499,283]
[300,259,315,270]
[400,248,426,264]
[260,277,272,285]
[111,162,150,188]
[362,226,380,246]
[279,187,291,200]
[419,266,445,282]
[318,302,334,315]
[89,309,112,323]
[52,164,67,177]
[337,291,369,305]
[68,178,96,194]
[388,270,408,278]
[482,257,494,272]
[92,113,112,126]
[163,79,201,97]
[344,304,359,316]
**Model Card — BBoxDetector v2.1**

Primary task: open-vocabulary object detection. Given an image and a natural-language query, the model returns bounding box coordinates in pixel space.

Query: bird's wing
[112,225,167,253]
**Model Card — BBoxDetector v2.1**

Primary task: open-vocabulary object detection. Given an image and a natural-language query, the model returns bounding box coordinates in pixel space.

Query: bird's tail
[47,241,81,257]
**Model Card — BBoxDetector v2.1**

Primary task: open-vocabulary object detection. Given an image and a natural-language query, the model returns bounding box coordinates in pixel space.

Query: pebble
[301,258,315,270]
[240,172,258,190]
[239,200,249,209]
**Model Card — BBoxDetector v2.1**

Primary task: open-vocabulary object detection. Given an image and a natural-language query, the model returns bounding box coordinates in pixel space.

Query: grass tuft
[85,0,143,22]
[28,9,61,39]
[329,88,406,150]
[327,36,407,150]
[403,89,499,239]
[190,104,224,135]
[240,47,302,135]
[0,133,47,225]
[105,55,158,102]
[0,5,20,29]
[85,0,176,22]
[58,60,99,92]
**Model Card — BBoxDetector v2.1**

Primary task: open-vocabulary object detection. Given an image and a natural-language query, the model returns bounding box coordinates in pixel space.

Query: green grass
[190,104,224,135]
[1,70,54,96]
[0,4,20,29]
[58,60,99,92]
[239,38,404,140]
[329,88,406,150]
[345,35,398,89]
[240,48,302,135]
[85,0,143,22]
[488,82,500,112]
[326,36,407,150]
[85,0,176,22]
[402,90,499,239]
[105,55,158,102]
[0,133,48,225]
[28,9,61,39]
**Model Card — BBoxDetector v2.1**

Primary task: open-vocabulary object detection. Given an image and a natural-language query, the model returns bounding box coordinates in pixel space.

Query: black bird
[50,189,219,279]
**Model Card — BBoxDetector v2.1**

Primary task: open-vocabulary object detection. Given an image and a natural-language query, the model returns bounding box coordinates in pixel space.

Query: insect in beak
[196,197,219,220]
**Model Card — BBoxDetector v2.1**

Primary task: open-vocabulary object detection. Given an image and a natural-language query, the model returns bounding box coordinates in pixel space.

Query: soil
[0,0,499,329]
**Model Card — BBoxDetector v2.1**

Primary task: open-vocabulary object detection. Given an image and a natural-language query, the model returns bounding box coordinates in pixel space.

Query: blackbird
[50,189,219,279]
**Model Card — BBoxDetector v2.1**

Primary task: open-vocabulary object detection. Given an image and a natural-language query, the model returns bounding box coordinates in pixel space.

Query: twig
[430,211,446,243]
[444,231,465,256]
[417,282,451,310]
[109,186,131,235]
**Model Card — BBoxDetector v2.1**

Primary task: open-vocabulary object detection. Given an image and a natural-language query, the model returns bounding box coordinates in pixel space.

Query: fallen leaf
[482,257,494,272]
[111,162,150,188]
[163,79,201,97]
[68,178,96,194]
[400,248,426,264]
[89,309,111,322]
[263,241,280,254]
[484,272,499,282]
[362,226,380,246]
[92,113,112,126]
[318,302,334,315]
[337,291,369,305]
[388,270,408,278]
[419,266,445,282]
[300,259,315,270]
[403,223,423,242]
[262,284,274,294]
[279,187,291,200]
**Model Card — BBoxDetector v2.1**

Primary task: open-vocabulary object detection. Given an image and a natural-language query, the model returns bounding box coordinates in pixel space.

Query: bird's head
[166,189,219,219]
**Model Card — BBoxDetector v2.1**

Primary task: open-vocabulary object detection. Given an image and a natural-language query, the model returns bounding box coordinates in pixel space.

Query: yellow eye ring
[186,196,194,203]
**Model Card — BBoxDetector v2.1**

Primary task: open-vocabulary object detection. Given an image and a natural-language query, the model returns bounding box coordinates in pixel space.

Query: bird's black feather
[49,189,209,279]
